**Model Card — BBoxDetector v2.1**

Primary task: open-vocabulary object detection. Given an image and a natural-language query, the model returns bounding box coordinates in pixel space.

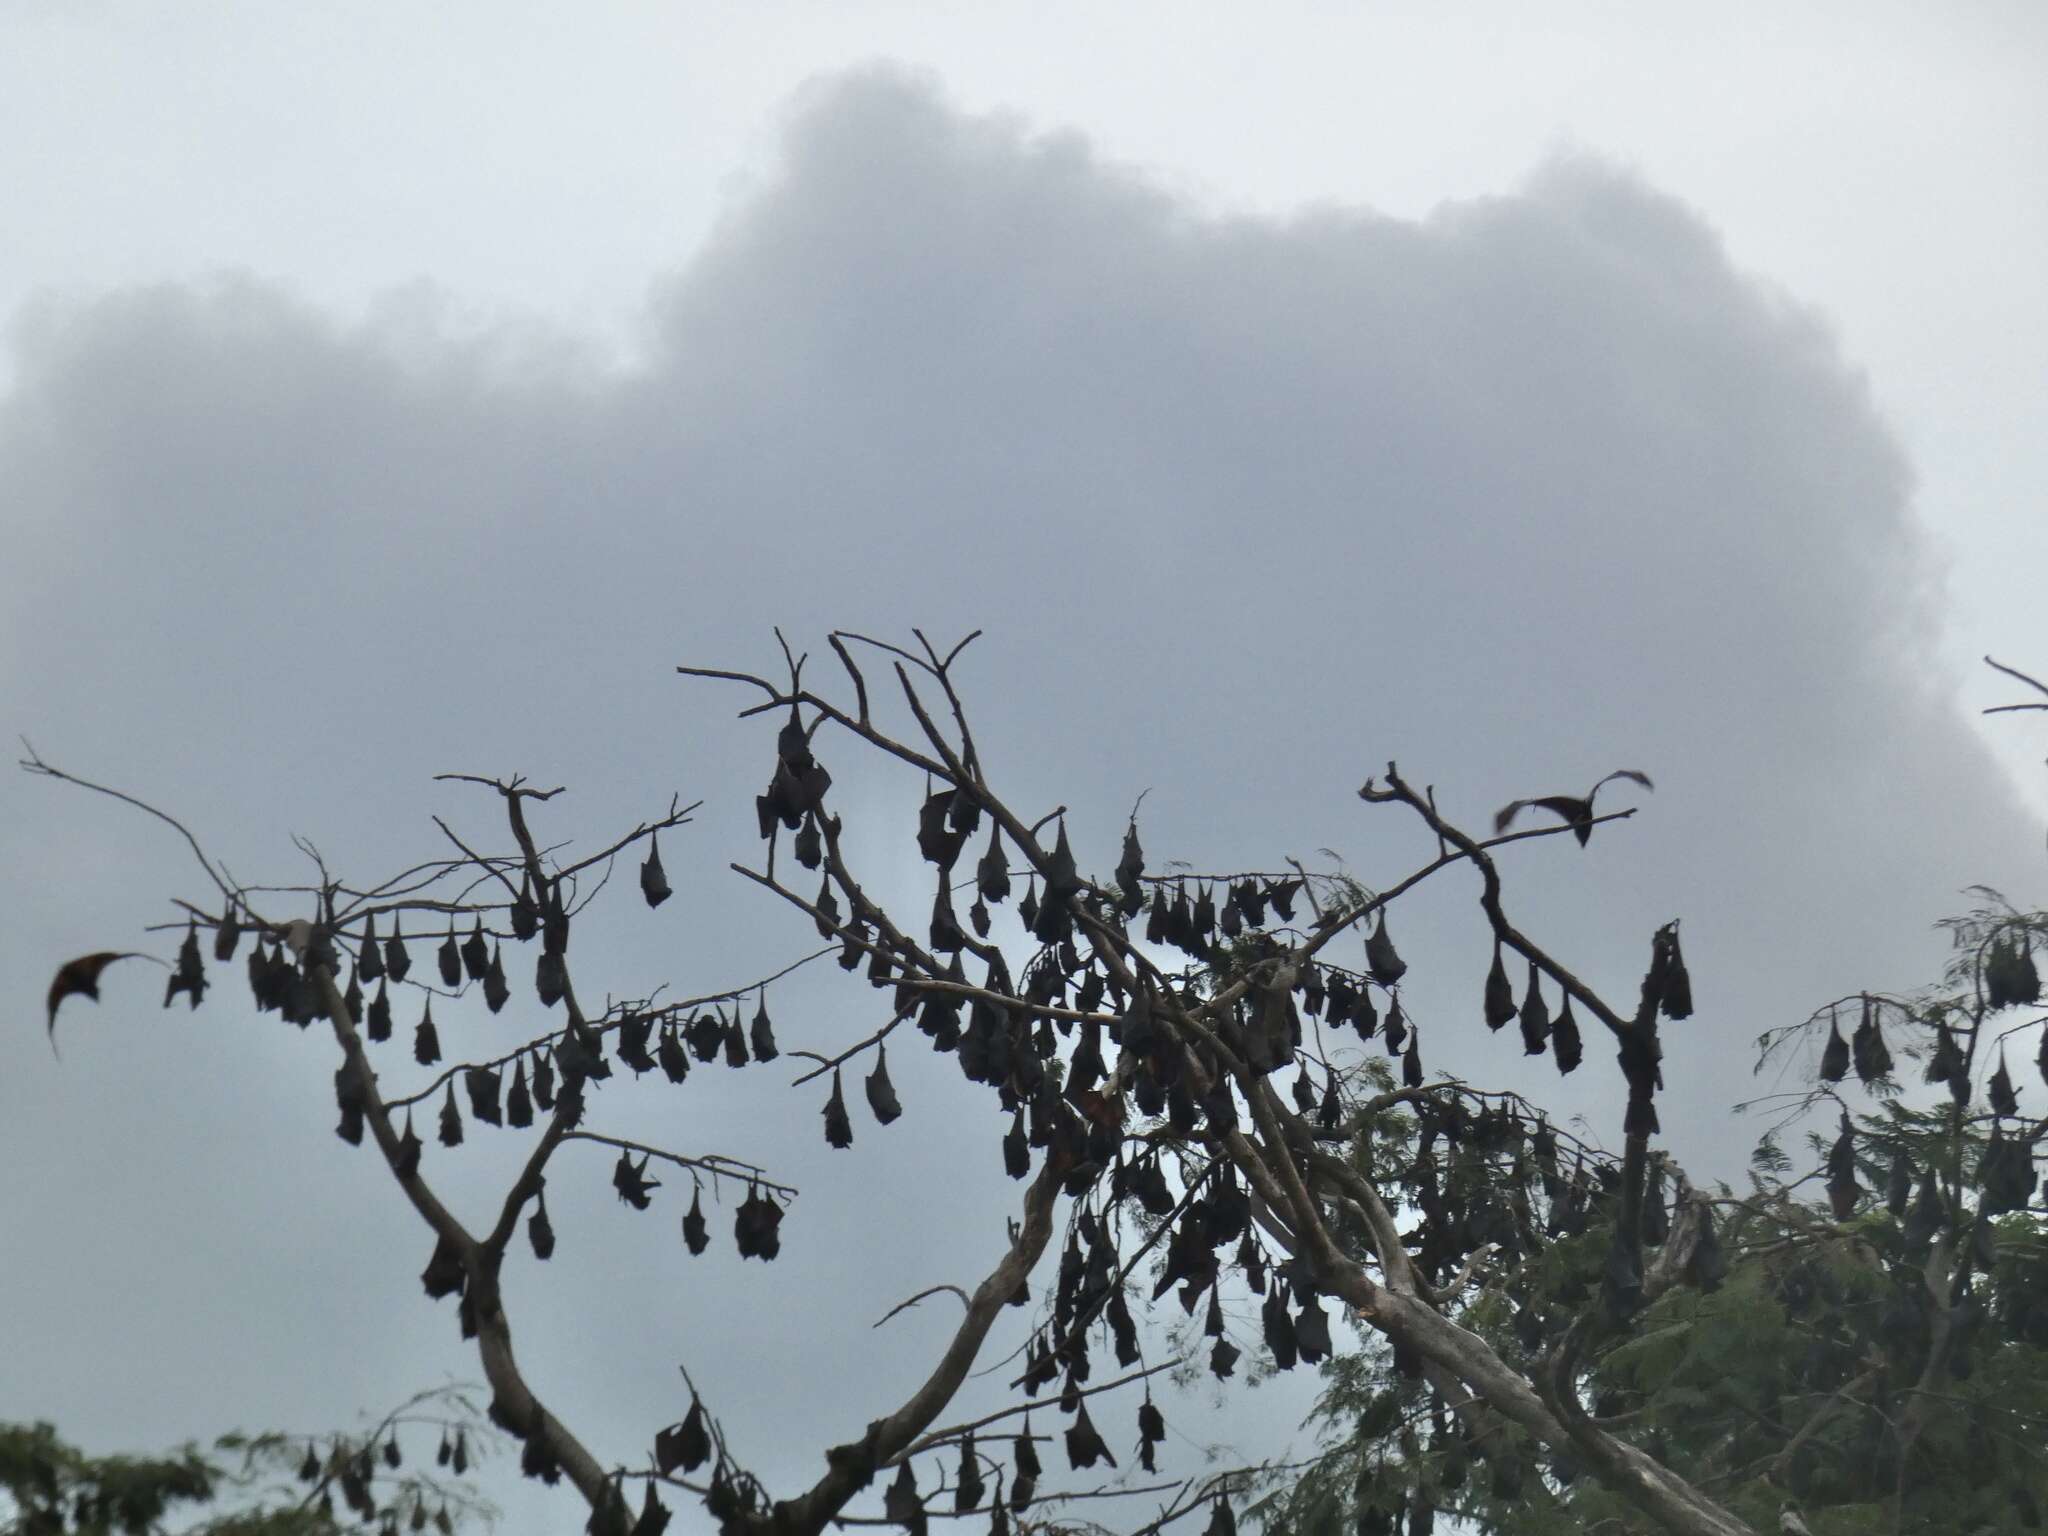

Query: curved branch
[758,1161,1063,1536]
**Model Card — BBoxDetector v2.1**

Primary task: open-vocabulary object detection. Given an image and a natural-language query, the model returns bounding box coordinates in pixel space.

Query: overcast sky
[5,6,2046,1532]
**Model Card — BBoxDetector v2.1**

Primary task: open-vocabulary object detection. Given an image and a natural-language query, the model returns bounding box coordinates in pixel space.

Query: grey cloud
[2,64,2029,1529]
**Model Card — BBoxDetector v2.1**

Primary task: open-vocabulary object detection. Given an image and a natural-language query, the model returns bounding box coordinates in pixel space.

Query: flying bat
[1493,770,1654,846]
[45,951,144,1054]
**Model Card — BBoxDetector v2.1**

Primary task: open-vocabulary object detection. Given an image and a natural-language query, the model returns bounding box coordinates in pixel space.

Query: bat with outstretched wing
[1493,769,1654,846]
[45,951,144,1055]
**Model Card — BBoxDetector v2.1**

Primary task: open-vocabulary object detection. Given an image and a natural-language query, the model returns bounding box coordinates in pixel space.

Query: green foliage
[1,1391,495,1536]
[1262,893,2048,1536]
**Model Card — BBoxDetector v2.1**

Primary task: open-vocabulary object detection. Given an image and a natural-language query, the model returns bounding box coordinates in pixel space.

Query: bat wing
[1492,798,1536,834]
[46,951,141,1054]
[1494,796,1593,838]
[1590,768,1655,798]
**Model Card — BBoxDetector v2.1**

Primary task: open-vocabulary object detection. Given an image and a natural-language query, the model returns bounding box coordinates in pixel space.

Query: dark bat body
[1494,769,1655,845]
[45,950,143,1051]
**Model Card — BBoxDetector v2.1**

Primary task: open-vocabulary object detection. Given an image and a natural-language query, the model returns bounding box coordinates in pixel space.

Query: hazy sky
[5,6,2045,1532]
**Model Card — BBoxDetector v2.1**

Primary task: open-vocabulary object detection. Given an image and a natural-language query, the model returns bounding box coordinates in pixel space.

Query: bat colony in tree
[42,636,2039,1536]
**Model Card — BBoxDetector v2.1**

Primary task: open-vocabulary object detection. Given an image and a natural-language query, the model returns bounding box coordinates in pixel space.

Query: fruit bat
[975,827,1012,905]
[356,913,385,984]
[1223,880,1259,929]
[823,1070,854,1148]
[1290,1063,1316,1114]
[632,1483,671,1536]
[1643,1161,1671,1244]
[1167,889,1203,955]
[160,919,207,1010]
[743,994,778,1062]
[460,919,489,983]
[1552,994,1583,1074]
[792,812,823,871]
[681,1011,720,1062]
[246,940,271,1008]
[1492,769,1654,846]
[865,1045,903,1124]
[1137,1395,1166,1474]
[481,942,509,1015]
[1205,1495,1237,1536]
[1218,893,1242,939]
[1818,1013,1849,1082]
[917,789,969,870]
[1851,999,1892,1081]
[1003,1110,1030,1179]
[613,1149,659,1209]
[681,1188,709,1255]
[734,1184,782,1260]
[1145,886,1170,945]
[535,951,567,1009]
[1209,1336,1240,1380]
[334,1062,365,1145]
[1365,913,1406,986]
[884,1459,926,1536]
[954,1434,985,1513]
[1315,1070,1342,1131]
[45,951,143,1052]
[542,880,569,955]
[1884,1144,1912,1217]
[1013,1421,1041,1485]
[1926,1024,1964,1085]
[1106,1287,1140,1366]
[213,903,242,963]
[1063,1402,1114,1470]
[1381,1000,1408,1054]
[721,1010,750,1068]
[520,1433,560,1485]
[1115,824,1145,917]
[1268,878,1302,923]
[528,1190,555,1260]
[1262,1288,1298,1370]
[2014,941,2042,1007]
[438,1084,463,1147]
[505,1060,533,1129]
[509,874,539,941]
[640,831,672,909]
[394,1111,422,1180]
[384,922,412,983]
[602,1012,647,1075]
[1684,1202,1727,1290]
[1992,1049,2021,1117]
[930,884,964,952]
[1517,962,1551,1056]
[1045,821,1079,898]
[1294,1299,1332,1362]
[555,1021,611,1084]
[415,999,441,1065]
[1987,933,2040,1009]
[1483,945,1516,1031]
[466,1066,503,1126]
[438,925,462,989]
